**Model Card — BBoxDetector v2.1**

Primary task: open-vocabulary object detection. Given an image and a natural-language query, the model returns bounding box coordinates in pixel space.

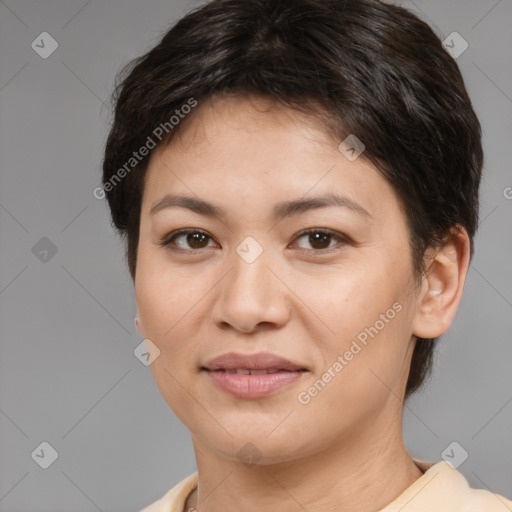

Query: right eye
[159,229,218,252]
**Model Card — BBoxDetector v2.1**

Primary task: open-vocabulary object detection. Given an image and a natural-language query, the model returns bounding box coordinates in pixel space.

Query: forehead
[142,95,401,223]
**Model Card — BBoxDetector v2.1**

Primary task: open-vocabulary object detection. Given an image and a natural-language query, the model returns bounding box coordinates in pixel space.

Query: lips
[202,351,307,372]
[202,352,308,399]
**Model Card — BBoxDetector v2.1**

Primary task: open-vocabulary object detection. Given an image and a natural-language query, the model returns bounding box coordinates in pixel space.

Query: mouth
[201,352,308,399]
[204,368,308,375]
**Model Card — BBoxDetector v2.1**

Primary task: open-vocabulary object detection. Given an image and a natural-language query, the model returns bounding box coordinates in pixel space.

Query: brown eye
[183,232,210,249]
[160,229,216,251]
[294,229,347,251]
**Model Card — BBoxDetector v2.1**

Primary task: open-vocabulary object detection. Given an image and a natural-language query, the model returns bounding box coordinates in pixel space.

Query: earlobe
[412,226,471,339]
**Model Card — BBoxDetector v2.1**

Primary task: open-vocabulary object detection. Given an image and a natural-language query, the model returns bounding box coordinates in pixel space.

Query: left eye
[292,229,346,251]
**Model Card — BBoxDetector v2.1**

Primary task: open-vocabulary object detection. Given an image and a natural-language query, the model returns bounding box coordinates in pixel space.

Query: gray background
[0,0,511,510]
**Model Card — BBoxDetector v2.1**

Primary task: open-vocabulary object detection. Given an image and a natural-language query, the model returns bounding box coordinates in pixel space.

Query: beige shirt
[140,459,512,512]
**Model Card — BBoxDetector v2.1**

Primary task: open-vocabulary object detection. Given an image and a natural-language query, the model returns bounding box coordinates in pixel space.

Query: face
[135,95,421,464]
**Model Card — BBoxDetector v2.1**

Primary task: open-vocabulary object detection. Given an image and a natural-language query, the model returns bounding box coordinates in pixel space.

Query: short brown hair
[101,0,483,397]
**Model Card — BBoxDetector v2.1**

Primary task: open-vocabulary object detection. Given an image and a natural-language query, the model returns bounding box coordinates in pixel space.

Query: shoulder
[382,459,512,512]
[140,472,198,512]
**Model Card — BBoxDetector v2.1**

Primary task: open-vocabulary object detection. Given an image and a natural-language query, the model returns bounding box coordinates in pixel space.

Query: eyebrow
[150,193,372,220]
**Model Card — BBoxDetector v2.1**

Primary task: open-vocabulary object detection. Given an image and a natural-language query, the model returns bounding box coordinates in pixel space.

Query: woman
[101,0,512,510]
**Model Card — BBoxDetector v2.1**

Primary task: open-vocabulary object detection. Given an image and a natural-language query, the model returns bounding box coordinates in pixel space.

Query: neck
[185,416,423,512]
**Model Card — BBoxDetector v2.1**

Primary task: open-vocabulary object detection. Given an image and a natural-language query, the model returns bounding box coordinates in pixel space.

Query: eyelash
[158,228,349,254]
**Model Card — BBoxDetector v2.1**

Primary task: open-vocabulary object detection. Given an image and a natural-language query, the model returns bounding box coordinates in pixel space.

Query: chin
[195,424,313,466]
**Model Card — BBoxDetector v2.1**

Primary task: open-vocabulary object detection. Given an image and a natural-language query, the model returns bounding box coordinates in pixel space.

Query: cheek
[303,261,412,398]
[134,250,222,402]
[135,262,203,420]
[302,309,411,434]
[135,245,209,338]
[308,259,406,341]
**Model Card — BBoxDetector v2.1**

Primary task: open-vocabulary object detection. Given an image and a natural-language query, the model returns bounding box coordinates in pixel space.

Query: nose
[211,246,291,334]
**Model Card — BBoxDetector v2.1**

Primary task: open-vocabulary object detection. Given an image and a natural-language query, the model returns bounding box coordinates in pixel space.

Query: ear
[412,225,471,339]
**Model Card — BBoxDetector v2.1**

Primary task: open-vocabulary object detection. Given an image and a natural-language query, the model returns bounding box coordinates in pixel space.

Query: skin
[134,95,470,512]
